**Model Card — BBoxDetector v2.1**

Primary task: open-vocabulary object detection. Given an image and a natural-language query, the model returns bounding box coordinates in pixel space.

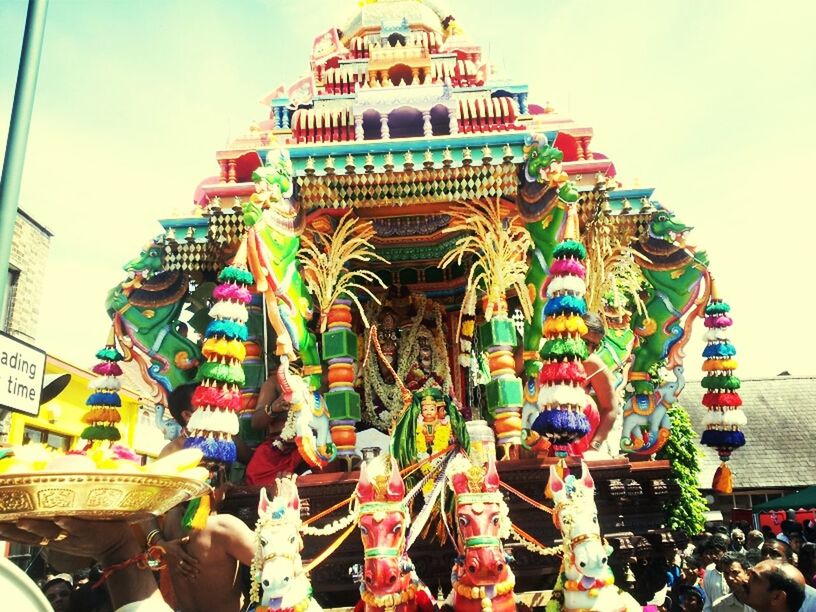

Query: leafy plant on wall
[657,403,708,535]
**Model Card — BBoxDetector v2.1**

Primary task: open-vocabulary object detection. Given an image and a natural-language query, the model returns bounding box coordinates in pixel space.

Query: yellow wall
[8,355,141,451]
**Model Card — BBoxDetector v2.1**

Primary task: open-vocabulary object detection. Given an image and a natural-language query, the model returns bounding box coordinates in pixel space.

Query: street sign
[0,330,46,416]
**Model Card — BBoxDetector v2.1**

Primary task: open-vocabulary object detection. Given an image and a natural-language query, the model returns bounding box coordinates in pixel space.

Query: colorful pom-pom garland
[531,205,591,456]
[184,263,254,465]
[699,281,746,494]
[81,335,124,445]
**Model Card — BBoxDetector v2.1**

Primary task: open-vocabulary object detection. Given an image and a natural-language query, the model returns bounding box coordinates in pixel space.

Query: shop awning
[753,486,816,512]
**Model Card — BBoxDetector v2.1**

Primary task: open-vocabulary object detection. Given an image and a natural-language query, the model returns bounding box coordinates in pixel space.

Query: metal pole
[0,0,49,305]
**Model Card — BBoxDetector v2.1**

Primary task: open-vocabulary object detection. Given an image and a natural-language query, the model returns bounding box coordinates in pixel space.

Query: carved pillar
[422,110,432,137]
[582,136,593,159]
[227,159,237,183]
[218,160,227,183]
[281,108,290,130]
[380,114,390,140]
[576,138,586,161]
[354,114,364,141]
[448,106,459,135]
[368,71,377,87]
[411,67,420,84]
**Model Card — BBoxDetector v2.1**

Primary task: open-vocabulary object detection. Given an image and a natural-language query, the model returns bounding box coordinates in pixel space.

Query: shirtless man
[144,384,258,610]
[167,502,256,612]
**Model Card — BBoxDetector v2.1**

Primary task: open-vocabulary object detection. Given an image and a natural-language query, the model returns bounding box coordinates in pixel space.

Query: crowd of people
[655,521,816,612]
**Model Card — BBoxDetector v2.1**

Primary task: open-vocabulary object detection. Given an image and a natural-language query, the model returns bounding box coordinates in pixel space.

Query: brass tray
[0,472,210,523]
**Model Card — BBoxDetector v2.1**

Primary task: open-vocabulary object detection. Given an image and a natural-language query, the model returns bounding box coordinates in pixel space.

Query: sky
[1,0,815,380]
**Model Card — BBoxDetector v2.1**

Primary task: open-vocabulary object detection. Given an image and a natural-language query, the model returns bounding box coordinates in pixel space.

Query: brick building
[1,208,52,342]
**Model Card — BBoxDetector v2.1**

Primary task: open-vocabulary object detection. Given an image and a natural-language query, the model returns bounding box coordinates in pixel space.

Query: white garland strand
[508,529,563,557]
[300,503,358,536]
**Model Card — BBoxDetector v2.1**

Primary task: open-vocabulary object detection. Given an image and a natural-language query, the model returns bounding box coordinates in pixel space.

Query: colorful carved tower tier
[108,0,738,479]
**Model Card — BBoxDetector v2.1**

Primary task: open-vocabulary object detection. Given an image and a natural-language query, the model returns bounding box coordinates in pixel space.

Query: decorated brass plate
[0,472,210,522]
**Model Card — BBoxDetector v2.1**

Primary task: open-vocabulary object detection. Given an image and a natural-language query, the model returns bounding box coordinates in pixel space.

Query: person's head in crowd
[781,519,801,537]
[70,580,113,612]
[719,552,751,596]
[680,554,704,585]
[676,584,706,612]
[740,560,805,612]
[702,535,728,567]
[731,528,746,548]
[788,532,804,555]
[167,382,197,428]
[747,530,765,550]
[42,575,72,612]
[714,525,730,536]
[762,539,793,563]
[798,542,816,580]
[762,525,775,539]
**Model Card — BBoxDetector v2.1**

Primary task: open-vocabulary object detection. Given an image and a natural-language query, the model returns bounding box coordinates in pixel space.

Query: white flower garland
[509,529,563,557]
[300,501,359,536]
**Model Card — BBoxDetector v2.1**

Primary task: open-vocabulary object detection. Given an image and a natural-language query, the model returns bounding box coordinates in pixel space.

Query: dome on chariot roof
[340,0,451,39]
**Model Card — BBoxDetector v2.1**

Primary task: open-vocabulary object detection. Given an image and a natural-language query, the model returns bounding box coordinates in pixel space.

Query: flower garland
[300,503,359,537]
[363,295,452,427]
[362,298,427,427]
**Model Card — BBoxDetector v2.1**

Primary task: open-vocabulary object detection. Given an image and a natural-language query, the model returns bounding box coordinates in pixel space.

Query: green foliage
[657,403,708,535]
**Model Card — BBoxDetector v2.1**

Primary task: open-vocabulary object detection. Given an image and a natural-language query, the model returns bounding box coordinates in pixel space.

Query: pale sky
[1,0,815,380]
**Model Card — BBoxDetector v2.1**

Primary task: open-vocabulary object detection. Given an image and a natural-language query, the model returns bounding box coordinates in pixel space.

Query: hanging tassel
[712,462,733,494]
[182,493,211,531]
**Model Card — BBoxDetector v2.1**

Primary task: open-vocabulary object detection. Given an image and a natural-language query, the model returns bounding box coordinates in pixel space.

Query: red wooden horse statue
[444,453,517,612]
[353,456,435,612]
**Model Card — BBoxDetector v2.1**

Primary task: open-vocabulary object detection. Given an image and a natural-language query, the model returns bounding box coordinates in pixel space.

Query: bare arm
[0,519,170,611]
[584,354,619,444]
[210,514,256,567]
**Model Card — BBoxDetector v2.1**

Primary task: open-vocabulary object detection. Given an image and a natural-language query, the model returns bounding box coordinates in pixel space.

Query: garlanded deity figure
[443,453,517,612]
[353,457,435,612]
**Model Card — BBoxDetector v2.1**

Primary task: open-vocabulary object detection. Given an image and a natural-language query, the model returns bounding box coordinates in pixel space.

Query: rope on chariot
[499,480,553,514]
[297,445,457,572]
[303,522,357,574]
[299,444,455,537]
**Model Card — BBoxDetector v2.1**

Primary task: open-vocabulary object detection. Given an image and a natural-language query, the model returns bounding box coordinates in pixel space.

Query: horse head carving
[447,453,517,611]
[250,476,320,611]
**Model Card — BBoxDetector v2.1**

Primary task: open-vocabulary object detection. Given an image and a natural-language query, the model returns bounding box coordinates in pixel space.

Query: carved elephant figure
[621,366,684,452]
[154,404,182,441]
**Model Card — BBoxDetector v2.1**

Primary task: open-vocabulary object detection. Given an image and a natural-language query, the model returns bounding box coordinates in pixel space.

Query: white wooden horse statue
[250,476,322,612]
[549,462,640,612]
